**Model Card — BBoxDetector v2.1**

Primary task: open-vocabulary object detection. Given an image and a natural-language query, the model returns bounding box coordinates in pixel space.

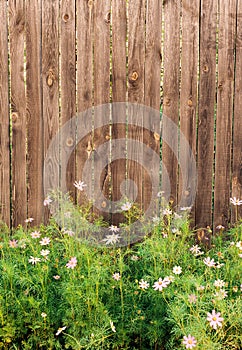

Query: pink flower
[31,231,41,239]
[9,239,18,248]
[153,278,170,291]
[207,310,224,330]
[40,237,51,246]
[43,196,52,206]
[182,334,197,349]
[66,257,77,269]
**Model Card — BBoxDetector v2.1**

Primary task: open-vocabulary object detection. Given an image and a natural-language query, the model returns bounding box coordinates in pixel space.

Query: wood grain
[93,0,111,220]
[162,0,181,206]
[9,0,27,226]
[127,0,145,209]
[214,0,237,229]
[232,1,242,221]
[25,0,43,225]
[0,0,10,226]
[143,0,162,212]
[179,0,199,220]
[111,0,127,223]
[76,0,94,206]
[42,0,59,222]
[60,0,76,197]
[196,0,218,228]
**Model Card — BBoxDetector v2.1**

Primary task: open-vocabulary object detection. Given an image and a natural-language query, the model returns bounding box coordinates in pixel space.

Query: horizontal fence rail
[0,0,241,230]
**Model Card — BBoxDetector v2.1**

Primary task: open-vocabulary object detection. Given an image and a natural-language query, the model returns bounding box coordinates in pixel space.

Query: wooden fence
[0,0,241,230]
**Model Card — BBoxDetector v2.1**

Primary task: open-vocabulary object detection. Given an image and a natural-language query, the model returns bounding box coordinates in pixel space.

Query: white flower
[203,257,216,267]
[207,310,224,330]
[216,262,224,269]
[214,279,225,288]
[29,256,41,265]
[174,212,182,219]
[163,208,172,216]
[74,180,87,191]
[121,202,132,211]
[214,289,228,300]
[43,196,52,206]
[25,217,34,223]
[239,253,242,258]
[110,320,116,332]
[196,285,205,291]
[171,228,178,233]
[40,249,50,257]
[152,216,160,224]
[102,233,121,245]
[131,255,139,261]
[216,225,225,230]
[40,237,51,246]
[139,279,149,290]
[109,225,120,232]
[41,312,47,318]
[63,229,75,237]
[180,206,192,211]
[172,266,182,275]
[56,326,67,336]
[165,275,175,283]
[31,230,41,239]
[190,245,204,256]
[236,241,242,250]
[112,272,121,281]
[153,278,170,291]
[230,197,242,206]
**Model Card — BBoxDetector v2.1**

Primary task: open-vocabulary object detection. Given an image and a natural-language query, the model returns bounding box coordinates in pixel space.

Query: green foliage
[0,202,241,349]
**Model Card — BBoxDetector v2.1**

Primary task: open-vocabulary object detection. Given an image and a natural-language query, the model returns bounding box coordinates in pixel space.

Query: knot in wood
[154,132,160,141]
[66,137,74,147]
[105,12,111,24]
[131,71,139,81]
[11,113,18,123]
[101,201,107,208]
[164,97,170,106]
[187,99,193,107]
[88,0,93,7]
[105,134,110,140]
[47,70,55,87]
[63,14,69,22]
[203,65,209,72]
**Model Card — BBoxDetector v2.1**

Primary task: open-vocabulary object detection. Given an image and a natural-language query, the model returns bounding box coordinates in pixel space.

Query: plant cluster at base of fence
[0,200,241,350]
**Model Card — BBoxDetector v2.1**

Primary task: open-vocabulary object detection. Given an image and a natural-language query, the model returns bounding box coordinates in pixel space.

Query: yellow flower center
[212,317,217,321]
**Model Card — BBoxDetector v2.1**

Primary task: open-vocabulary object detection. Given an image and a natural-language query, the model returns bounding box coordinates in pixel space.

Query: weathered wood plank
[25,0,43,225]
[111,0,127,223]
[42,0,59,221]
[214,0,237,229]
[60,0,76,197]
[143,0,162,212]
[76,0,94,206]
[162,0,181,206]
[179,0,199,220]
[232,1,242,221]
[93,0,111,219]
[0,0,10,226]
[127,0,145,209]
[9,0,27,226]
[196,0,218,228]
